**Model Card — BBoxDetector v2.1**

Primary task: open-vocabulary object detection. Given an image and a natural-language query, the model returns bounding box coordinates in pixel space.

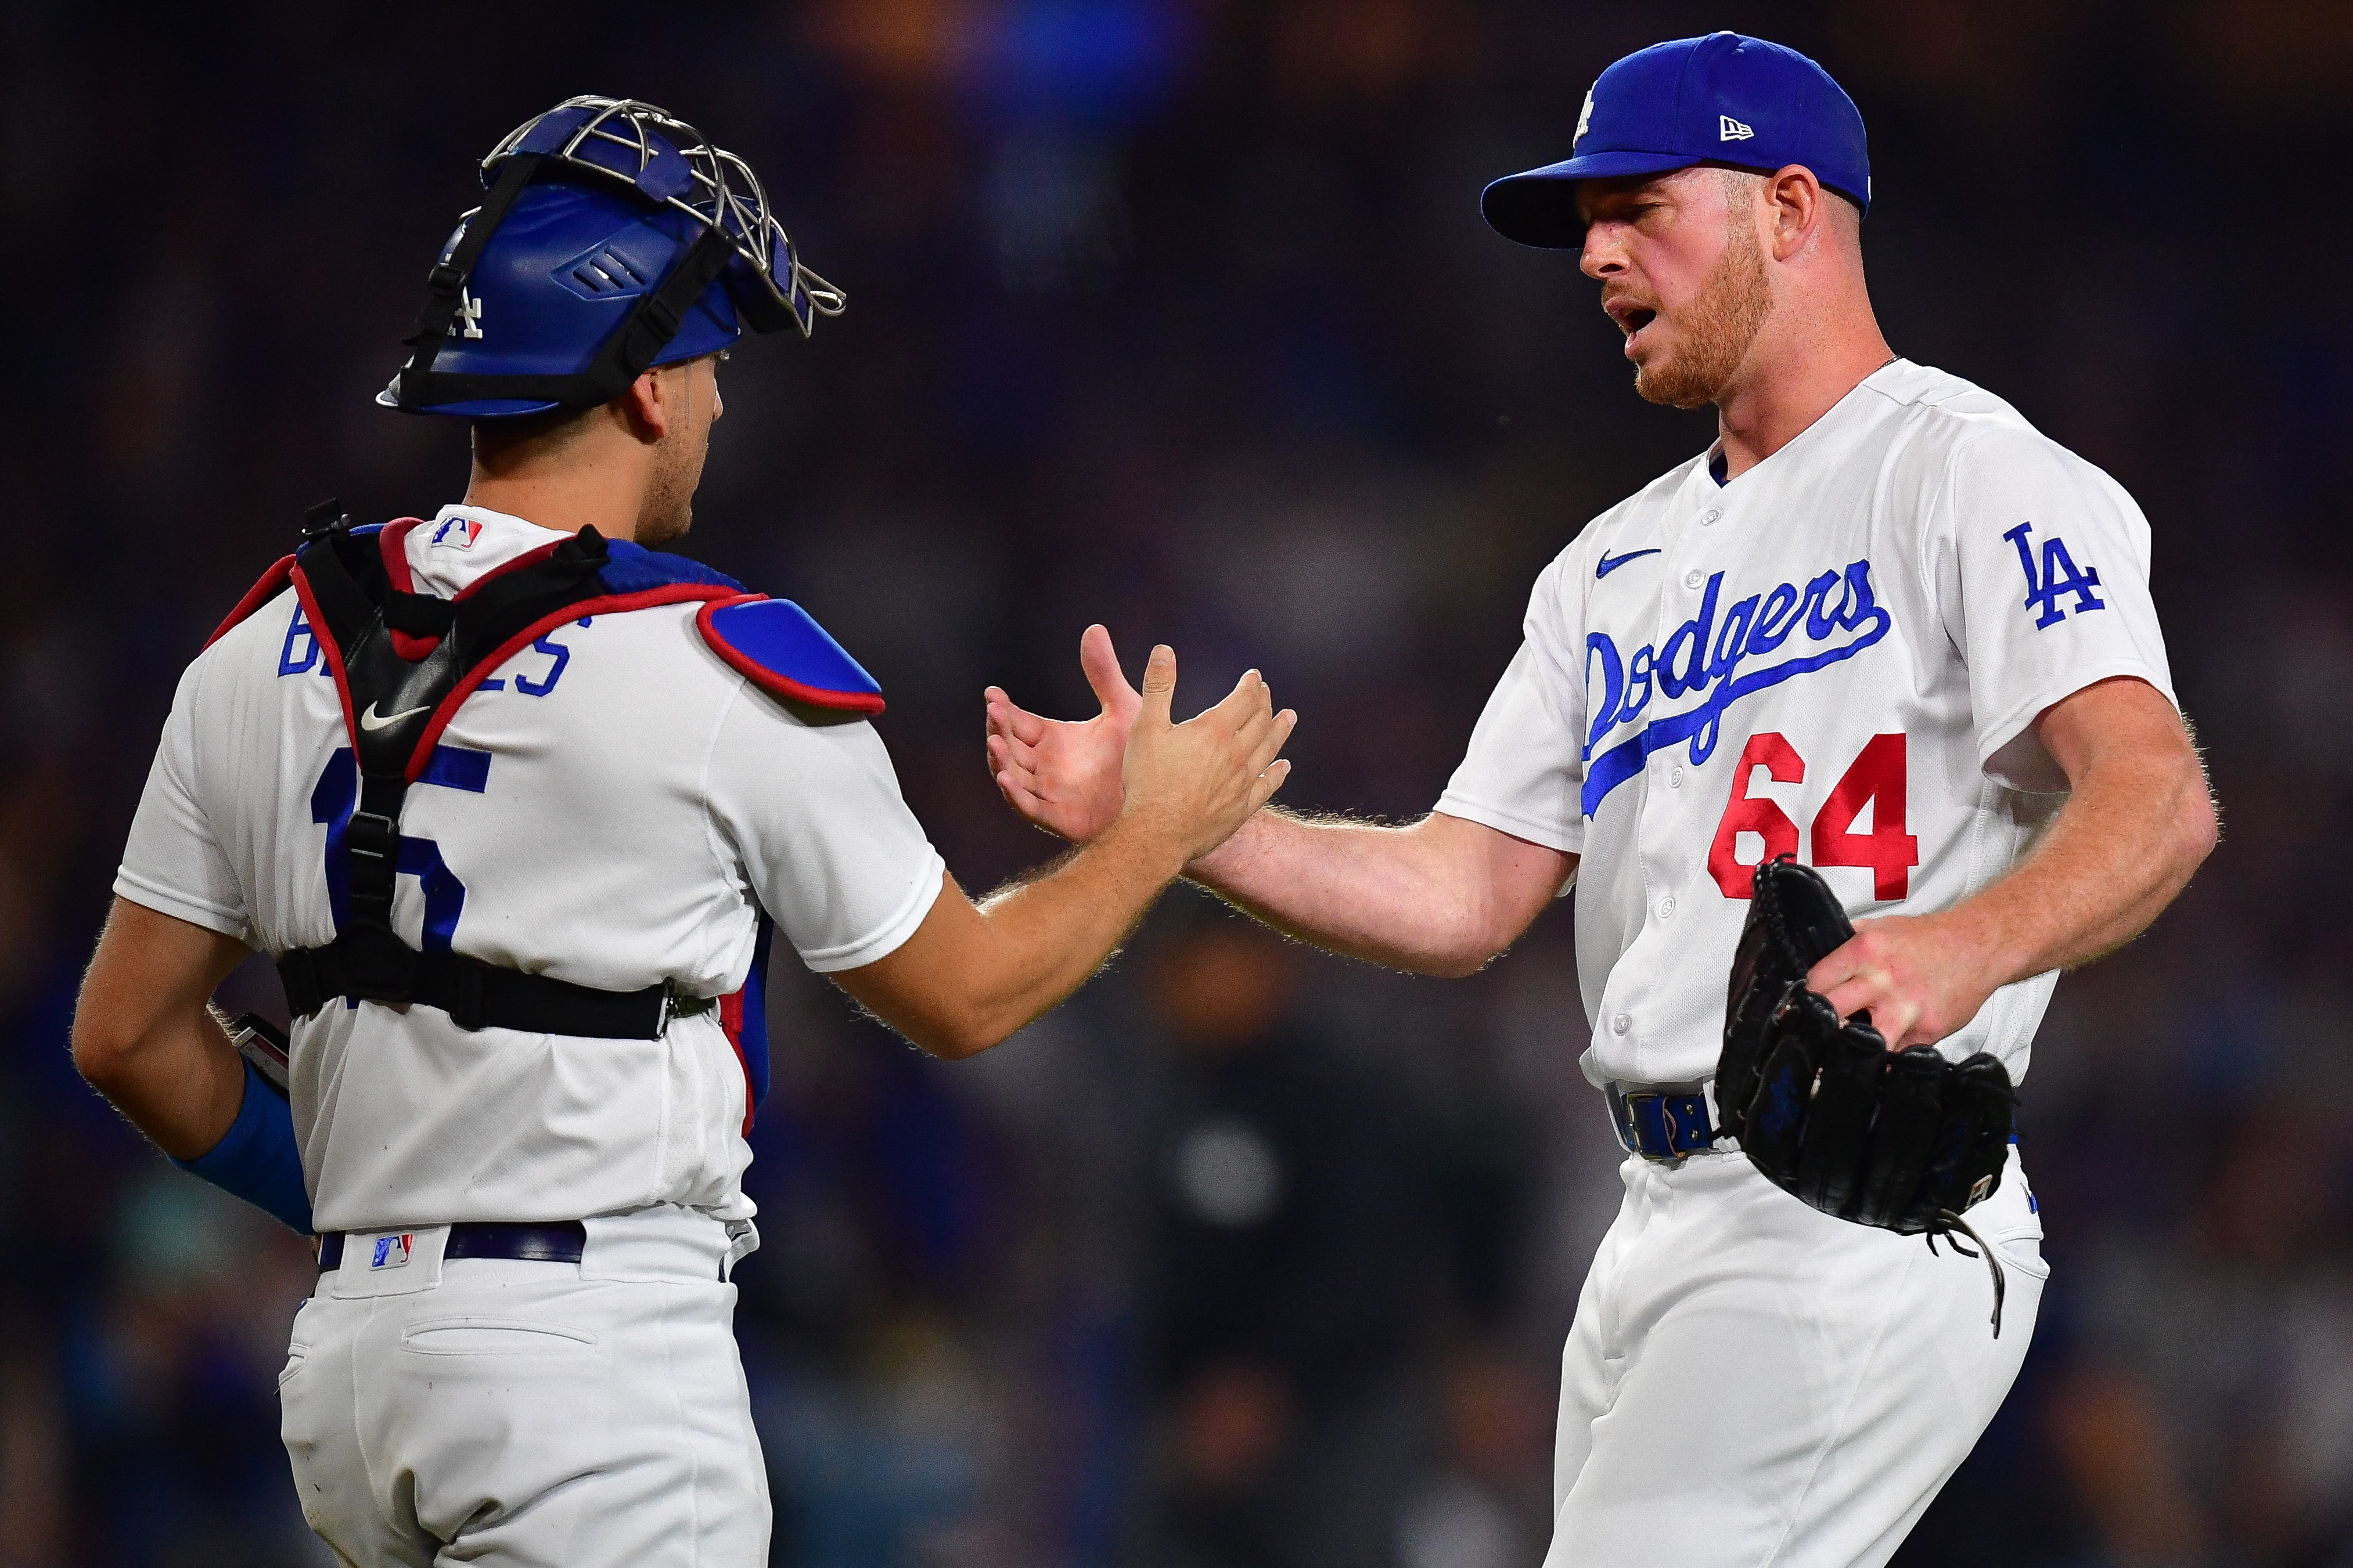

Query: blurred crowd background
[3,1,2349,1564]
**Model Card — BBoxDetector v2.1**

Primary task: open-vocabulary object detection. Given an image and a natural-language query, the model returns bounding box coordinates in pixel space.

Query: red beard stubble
[1632,210,1773,412]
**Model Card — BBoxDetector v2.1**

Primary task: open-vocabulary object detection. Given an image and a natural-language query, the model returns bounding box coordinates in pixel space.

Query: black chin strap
[400,154,545,361]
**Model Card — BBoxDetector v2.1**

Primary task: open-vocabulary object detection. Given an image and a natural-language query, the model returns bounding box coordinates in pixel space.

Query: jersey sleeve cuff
[796,850,947,974]
[1974,658,2178,787]
[1431,792,1586,856]
[112,868,252,942]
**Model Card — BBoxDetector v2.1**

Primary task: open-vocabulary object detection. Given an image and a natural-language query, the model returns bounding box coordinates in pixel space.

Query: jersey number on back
[1707,732,1919,901]
[310,746,489,946]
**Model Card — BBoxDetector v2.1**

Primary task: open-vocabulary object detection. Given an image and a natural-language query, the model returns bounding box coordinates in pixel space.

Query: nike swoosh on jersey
[358,701,433,731]
[1595,549,1663,578]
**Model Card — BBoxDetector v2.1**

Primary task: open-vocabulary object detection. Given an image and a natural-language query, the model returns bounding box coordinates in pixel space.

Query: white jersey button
[1668,765,1685,788]
[1683,569,1704,589]
[1611,1012,1631,1036]
[1700,509,1721,526]
[1658,895,1676,920]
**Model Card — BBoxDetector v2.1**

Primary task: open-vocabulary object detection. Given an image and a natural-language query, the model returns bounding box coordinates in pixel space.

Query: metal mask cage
[480,94,846,337]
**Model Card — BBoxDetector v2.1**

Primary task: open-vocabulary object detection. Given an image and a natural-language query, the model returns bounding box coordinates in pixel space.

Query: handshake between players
[74,59,2218,1565]
[830,644,1294,1061]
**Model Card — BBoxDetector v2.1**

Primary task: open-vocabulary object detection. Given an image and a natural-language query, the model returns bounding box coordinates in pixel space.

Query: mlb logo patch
[370,1233,415,1270]
[431,517,485,550]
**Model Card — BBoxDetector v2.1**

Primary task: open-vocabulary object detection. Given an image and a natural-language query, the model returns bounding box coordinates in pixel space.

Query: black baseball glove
[1714,856,2020,1333]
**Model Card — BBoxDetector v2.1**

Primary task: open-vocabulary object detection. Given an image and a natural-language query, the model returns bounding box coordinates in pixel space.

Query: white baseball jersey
[116,503,945,1232]
[1438,359,2176,1091]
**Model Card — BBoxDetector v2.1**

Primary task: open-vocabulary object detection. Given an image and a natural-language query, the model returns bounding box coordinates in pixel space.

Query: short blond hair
[1718,165,1863,247]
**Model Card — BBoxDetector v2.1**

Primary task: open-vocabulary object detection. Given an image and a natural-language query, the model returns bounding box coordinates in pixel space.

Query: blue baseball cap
[1482,33,1869,250]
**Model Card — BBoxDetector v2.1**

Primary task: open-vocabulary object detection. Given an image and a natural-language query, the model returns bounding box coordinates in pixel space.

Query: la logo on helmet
[448,287,485,341]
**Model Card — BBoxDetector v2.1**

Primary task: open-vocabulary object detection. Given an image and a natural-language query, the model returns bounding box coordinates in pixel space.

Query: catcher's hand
[1714,857,2019,1333]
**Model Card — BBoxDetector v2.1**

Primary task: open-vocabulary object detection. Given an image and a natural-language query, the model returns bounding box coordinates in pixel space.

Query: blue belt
[316,1221,586,1273]
[1606,1093,2025,1166]
[1609,1086,1717,1161]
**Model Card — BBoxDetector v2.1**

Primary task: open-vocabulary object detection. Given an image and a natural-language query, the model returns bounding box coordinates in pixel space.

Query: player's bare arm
[1807,675,2216,1047]
[845,644,1294,1056]
[985,627,1569,975]
[1176,808,1571,978]
[72,899,253,1158]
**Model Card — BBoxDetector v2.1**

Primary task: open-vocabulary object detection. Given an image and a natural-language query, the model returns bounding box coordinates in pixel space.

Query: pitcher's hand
[1806,911,2000,1050]
[985,624,1140,844]
[1110,644,1295,867]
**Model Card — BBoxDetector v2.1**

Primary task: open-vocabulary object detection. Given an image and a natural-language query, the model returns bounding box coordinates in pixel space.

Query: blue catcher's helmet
[381,96,846,419]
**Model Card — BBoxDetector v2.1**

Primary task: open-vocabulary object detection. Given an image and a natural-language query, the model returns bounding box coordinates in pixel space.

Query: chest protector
[211,502,883,1060]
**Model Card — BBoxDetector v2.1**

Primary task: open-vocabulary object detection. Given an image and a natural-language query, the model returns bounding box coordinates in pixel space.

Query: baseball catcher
[71,95,1293,1566]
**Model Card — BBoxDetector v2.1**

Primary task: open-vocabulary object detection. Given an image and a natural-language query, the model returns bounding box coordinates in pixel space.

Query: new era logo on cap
[1481,33,1872,248]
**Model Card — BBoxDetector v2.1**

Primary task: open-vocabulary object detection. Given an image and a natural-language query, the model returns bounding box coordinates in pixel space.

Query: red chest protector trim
[208,555,298,650]
[210,507,876,1120]
[211,530,888,744]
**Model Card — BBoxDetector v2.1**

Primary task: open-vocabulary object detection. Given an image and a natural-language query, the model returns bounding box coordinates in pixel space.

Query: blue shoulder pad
[698,598,884,713]
[598,539,747,596]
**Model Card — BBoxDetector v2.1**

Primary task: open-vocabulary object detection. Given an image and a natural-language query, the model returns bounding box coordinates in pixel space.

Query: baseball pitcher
[985,34,2217,1566]
[71,97,1293,1566]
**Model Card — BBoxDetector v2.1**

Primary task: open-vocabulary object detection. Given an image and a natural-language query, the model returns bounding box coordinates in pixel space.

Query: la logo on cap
[1719,114,1754,141]
[1574,86,1595,148]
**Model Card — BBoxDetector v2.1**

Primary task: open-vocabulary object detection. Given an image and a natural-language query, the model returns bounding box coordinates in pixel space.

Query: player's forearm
[1186,809,1530,977]
[1949,741,2215,986]
[864,819,1188,1059]
[966,820,1188,1038]
[72,899,254,1158]
[72,1002,248,1160]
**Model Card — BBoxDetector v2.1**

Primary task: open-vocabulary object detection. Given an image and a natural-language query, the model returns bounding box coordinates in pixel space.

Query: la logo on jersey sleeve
[2002,521,2104,629]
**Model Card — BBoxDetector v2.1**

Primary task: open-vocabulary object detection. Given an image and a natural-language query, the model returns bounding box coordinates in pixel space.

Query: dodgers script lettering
[1581,557,1893,817]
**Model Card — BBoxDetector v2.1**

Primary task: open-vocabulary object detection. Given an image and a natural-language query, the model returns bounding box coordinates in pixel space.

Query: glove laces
[1924,1210,2006,1336]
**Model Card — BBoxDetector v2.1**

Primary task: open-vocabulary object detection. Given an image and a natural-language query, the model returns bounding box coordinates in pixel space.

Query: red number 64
[1706,731,1919,900]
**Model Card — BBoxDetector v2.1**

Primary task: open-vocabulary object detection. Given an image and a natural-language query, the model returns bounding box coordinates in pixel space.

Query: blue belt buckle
[1612,1087,1715,1163]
